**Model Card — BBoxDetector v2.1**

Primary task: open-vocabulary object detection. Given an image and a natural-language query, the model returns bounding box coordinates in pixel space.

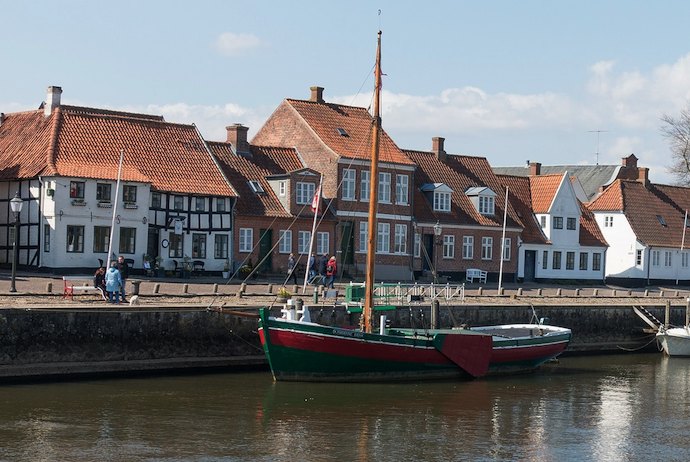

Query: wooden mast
[363,31,382,333]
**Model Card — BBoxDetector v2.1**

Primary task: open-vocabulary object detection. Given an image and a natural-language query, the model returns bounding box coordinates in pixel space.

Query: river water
[0,354,689,462]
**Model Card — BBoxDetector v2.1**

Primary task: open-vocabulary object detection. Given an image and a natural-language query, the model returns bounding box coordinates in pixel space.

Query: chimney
[529,162,541,176]
[637,167,650,187]
[44,85,62,117]
[622,154,638,168]
[226,124,250,156]
[310,86,324,103]
[432,137,446,161]
[0,113,4,126]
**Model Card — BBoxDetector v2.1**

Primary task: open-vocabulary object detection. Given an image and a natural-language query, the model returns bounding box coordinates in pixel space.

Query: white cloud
[214,32,262,56]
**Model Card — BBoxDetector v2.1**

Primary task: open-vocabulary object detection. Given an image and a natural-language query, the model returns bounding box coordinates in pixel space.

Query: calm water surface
[1,354,689,461]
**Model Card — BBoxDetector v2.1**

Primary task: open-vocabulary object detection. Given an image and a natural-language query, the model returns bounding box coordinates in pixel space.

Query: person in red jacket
[325,255,337,289]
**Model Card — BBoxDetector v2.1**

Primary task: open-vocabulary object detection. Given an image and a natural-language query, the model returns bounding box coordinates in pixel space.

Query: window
[443,235,455,259]
[360,170,370,202]
[169,233,183,258]
[683,252,689,268]
[481,237,492,260]
[478,195,495,215]
[69,181,85,199]
[296,182,315,205]
[540,216,546,228]
[359,222,368,253]
[636,249,643,266]
[377,222,390,253]
[434,191,451,212]
[44,224,50,252]
[174,196,184,211]
[502,238,511,261]
[342,169,356,200]
[192,233,207,258]
[248,181,264,194]
[93,226,110,253]
[317,232,329,255]
[214,235,229,259]
[396,175,409,205]
[378,172,391,203]
[566,251,575,270]
[239,228,253,252]
[604,216,613,227]
[580,252,589,270]
[652,250,660,267]
[151,192,162,209]
[553,251,562,270]
[195,197,205,212]
[553,217,563,229]
[97,183,111,201]
[123,185,137,203]
[543,251,548,270]
[119,227,136,254]
[664,251,672,267]
[657,215,667,227]
[298,231,311,254]
[215,197,226,212]
[593,253,602,271]
[414,232,421,258]
[66,225,84,252]
[463,236,474,259]
[567,217,577,230]
[394,224,407,254]
[279,181,286,197]
[279,230,292,254]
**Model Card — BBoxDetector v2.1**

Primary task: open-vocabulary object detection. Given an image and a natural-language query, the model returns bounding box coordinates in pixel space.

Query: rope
[616,334,659,352]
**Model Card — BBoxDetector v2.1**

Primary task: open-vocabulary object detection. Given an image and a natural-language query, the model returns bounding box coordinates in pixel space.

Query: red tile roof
[210,143,304,217]
[0,105,236,197]
[285,99,414,165]
[578,202,608,247]
[529,174,563,213]
[498,174,548,244]
[586,179,624,211]
[405,150,521,228]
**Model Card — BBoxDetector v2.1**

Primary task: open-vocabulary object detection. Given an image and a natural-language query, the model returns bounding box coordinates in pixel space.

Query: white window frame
[502,237,511,261]
[593,253,602,271]
[296,182,315,205]
[580,252,589,270]
[414,232,421,258]
[377,222,390,253]
[298,230,311,255]
[664,251,672,267]
[604,216,614,227]
[433,191,451,212]
[342,168,356,201]
[360,170,370,202]
[395,174,409,205]
[478,195,495,215]
[317,232,329,255]
[239,228,253,252]
[378,172,391,203]
[636,249,643,266]
[279,181,286,197]
[481,236,493,260]
[359,222,368,253]
[652,250,660,267]
[443,235,455,259]
[462,236,474,259]
[279,230,292,254]
[394,224,407,254]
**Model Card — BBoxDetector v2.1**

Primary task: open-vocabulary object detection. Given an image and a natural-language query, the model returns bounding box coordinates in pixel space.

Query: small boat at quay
[633,305,690,357]
[258,30,571,382]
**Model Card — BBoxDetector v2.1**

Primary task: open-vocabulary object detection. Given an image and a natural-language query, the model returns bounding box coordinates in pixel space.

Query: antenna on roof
[588,130,608,165]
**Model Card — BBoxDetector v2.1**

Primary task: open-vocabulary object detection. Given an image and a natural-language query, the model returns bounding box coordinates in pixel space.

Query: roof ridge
[45,106,62,175]
[286,98,371,112]
[61,105,166,122]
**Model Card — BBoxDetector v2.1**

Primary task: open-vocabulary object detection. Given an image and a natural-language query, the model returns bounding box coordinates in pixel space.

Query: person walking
[287,253,298,284]
[117,255,129,302]
[93,266,107,300]
[318,253,328,278]
[308,253,316,280]
[325,255,337,289]
[105,262,122,304]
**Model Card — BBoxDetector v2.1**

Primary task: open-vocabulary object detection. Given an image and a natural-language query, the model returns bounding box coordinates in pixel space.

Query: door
[147,228,160,259]
[524,250,536,281]
[422,234,434,271]
[258,229,272,272]
[340,221,354,265]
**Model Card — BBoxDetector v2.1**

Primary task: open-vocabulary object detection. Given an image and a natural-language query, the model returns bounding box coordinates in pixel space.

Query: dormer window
[248,181,265,194]
[336,128,349,137]
[465,186,496,216]
[422,183,453,212]
[296,182,315,205]
[657,215,667,227]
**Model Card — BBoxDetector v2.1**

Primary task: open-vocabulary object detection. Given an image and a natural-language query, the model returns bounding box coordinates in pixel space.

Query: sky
[3,0,690,184]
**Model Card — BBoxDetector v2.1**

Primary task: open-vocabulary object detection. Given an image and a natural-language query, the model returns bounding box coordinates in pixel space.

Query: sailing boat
[258,31,571,382]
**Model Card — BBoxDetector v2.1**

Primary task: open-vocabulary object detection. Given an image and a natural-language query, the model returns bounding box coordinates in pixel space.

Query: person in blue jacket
[105,262,122,304]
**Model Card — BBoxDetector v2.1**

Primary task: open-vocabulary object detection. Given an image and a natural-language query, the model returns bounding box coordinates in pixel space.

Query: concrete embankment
[0,301,683,380]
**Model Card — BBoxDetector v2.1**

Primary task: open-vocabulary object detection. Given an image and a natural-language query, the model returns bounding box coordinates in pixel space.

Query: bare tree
[661,107,690,185]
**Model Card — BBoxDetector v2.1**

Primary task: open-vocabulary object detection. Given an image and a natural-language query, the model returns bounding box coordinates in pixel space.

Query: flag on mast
[311,184,321,212]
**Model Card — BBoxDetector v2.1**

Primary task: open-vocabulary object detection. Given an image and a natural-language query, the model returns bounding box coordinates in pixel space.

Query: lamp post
[9,192,23,293]
[433,220,442,284]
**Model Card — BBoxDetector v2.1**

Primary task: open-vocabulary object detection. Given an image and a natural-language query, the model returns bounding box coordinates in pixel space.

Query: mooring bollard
[612,289,616,297]
[182,283,189,294]
[153,283,160,294]
[644,289,649,297]
[131,280,141,296]
[46,282,53,293]
[268,283,273,294]
[517,287,523,296]
[499,287,504,296]
[592,288,598,296]
[575,288,580,296]
[556,288,562,296]
[660,290,664,297]
[213,283,218,293]
[477,287,483,296]
[537,288,542,296]
[313,287,319,303]
[238,283,246,298]
[675,290,679,297]
[293,284,299,294]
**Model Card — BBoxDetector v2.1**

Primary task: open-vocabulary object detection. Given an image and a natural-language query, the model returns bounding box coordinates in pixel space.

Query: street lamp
[433,221,442,284]
[9,192,23,293]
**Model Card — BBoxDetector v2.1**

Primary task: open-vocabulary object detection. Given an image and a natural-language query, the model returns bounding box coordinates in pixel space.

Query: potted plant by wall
[276,286,291,304]
[222,259,230,279]
[238,259,254,279]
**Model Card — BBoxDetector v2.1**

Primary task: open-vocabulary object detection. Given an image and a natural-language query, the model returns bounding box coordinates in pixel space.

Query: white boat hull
[657,327,690,356]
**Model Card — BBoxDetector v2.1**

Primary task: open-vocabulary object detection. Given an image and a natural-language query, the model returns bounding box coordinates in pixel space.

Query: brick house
[405,138,522,282]
[209,124,336,278]
[0,86,237,274]
[252,86,417,280]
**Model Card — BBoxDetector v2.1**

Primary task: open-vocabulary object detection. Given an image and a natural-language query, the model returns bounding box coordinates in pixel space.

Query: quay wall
[0,302,683,380]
